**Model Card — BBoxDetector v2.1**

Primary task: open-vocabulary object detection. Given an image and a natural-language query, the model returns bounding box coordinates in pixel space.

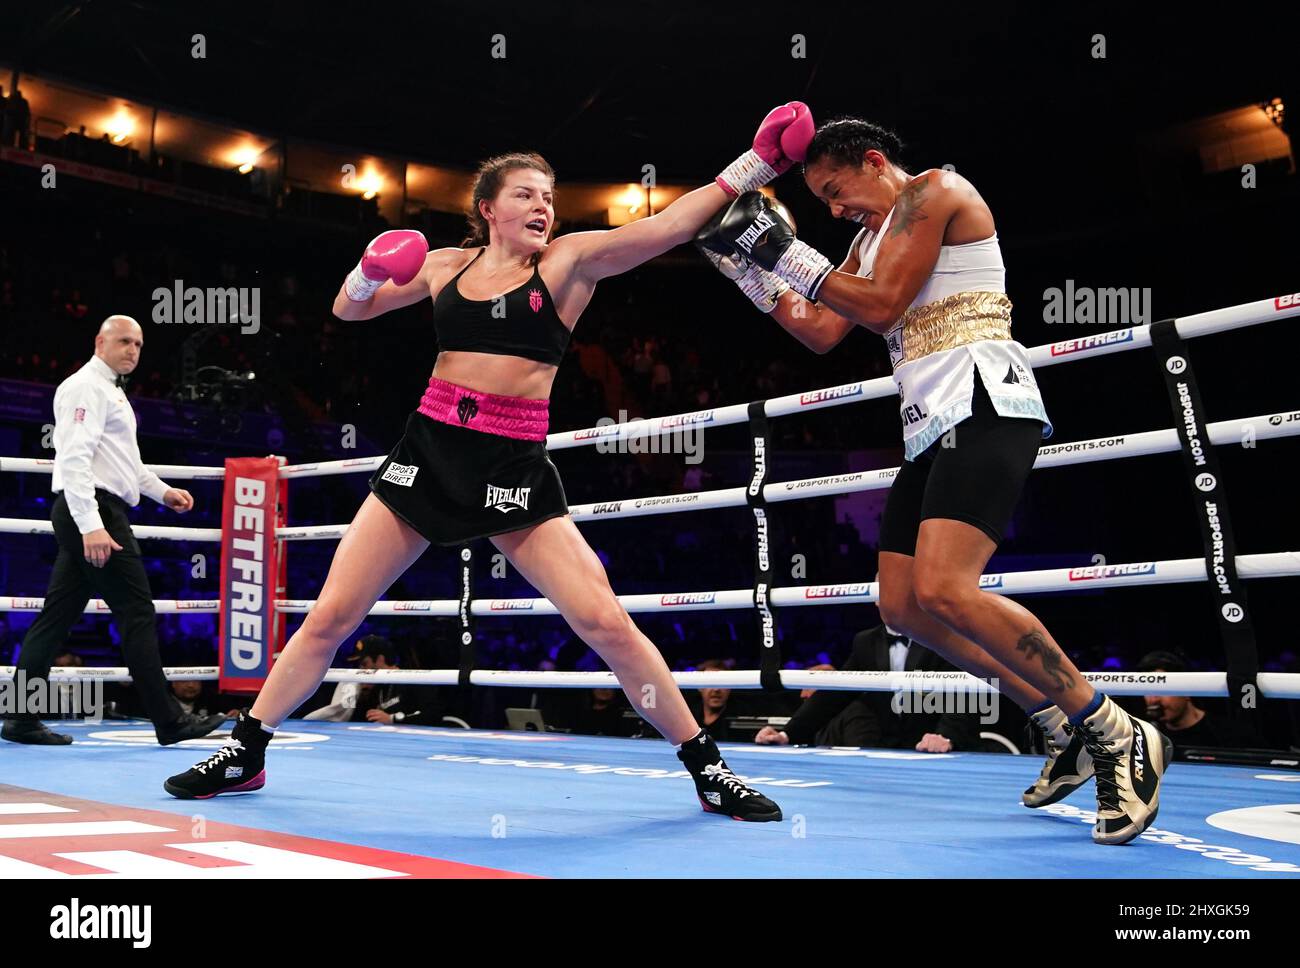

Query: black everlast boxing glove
[713,191,834,300]
[694,203,791,313]
[695,199,745,258]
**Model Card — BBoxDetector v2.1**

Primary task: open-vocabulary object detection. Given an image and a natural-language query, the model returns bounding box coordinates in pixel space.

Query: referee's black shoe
[156,711,227,746]
[1,719,73,745]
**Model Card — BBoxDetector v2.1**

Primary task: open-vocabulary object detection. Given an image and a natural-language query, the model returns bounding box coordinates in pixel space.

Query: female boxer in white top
[699,118,1170,845]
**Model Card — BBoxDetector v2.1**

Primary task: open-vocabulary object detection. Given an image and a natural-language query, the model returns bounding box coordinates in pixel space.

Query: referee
[1,316,225,746]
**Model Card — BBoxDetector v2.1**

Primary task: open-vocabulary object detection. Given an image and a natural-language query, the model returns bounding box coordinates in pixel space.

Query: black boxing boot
[676,729,783,822]
[163,710,270,799]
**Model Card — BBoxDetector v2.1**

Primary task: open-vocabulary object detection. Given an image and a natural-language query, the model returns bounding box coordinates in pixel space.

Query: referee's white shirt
[51,355,171,535]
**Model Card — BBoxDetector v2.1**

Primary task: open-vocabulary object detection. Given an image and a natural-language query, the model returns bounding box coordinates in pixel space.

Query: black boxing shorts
[369,377,570,545]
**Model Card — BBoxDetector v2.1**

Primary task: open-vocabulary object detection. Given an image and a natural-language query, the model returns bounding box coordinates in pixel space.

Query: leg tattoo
[1015,630,1075,692]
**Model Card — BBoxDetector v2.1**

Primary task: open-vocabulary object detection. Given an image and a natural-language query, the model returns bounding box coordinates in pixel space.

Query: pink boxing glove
[717,101,816,197]
[343,229,429,302]
[754,102,815,173]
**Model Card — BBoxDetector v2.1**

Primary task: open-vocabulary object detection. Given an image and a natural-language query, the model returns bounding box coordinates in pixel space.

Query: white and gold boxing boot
[1022,704,1094,808]
[1071,695,1172,845]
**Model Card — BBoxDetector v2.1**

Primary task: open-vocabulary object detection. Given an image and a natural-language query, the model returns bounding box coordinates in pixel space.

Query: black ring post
[457,545,476,689]
[747,401,783,692]
[1150,319,1260,729]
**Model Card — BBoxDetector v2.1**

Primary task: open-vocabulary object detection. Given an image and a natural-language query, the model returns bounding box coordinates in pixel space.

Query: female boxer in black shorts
[697,117,1170,845]
[165,103,817,823]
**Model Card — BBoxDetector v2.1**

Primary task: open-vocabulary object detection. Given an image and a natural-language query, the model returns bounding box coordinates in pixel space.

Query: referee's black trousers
[6,490,182,727]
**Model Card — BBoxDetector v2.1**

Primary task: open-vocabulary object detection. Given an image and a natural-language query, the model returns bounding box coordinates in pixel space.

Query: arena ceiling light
[357,169,383,200]
[228,145,261,174]
[104,110,135,145]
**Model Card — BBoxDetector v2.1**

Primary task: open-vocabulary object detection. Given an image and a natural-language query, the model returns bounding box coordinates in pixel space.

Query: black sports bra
[431,249,572,366]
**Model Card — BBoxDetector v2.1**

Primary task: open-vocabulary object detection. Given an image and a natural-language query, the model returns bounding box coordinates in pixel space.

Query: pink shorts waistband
[417,376,549,441]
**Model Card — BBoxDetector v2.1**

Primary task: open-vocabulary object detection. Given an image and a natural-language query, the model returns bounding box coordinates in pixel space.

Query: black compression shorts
[879,372,1043,555]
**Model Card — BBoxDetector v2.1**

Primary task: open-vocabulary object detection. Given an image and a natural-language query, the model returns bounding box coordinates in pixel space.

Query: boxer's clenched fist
[343,229,429,302]
[717,102,815,197]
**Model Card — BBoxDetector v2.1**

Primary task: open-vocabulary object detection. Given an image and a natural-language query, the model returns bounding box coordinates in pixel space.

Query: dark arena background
[1,0,1297,921]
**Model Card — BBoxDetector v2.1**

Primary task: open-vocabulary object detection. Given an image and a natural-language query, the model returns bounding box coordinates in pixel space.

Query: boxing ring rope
[1,405,1297,541]
[3,295,1295,485]
[1,550,1297,617]
[1,296,1297,704]
[3,664,1298,699]
[2,549,1298,697]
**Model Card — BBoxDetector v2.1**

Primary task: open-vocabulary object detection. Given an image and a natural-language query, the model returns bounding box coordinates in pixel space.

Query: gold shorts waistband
[888,291,1013,368]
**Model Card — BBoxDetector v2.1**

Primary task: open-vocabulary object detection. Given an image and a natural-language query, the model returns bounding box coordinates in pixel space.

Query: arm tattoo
[1015,630,1075,692]
[888,174,932,239]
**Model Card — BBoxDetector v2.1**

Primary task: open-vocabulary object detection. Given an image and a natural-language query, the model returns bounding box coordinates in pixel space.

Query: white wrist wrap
[344,263,385,302]
[773,240,834,300]
[737,264,790,313]
[716,149,779,196]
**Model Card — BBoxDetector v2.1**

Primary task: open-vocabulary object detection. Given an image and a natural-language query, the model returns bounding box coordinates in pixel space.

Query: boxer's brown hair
[463,152,556,253]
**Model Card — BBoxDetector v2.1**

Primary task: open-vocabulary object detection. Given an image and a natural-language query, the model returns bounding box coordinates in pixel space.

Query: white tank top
[854,204,1052,459]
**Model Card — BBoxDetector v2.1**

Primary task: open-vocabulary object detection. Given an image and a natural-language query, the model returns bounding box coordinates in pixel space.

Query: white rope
[545,402,752,452]
[487,550,1300,611]
[0,665,220,682]
[3,405,1295,540]
[275,525,349,542]
[276,599,460,616]
[2,297,1294,480]
[278,457,384,479]
[0,458,228,478]
[4,551,1296,617]
[0,597,220,613]
[3,664,1297,699]
[0,518,223,541]
[577,407,1300,518]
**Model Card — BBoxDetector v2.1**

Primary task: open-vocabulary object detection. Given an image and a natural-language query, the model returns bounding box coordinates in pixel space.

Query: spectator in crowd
[171,680,241,720]
[777,662,878,746]
[1137,650,1259,754]
[2,84,30,148]
[755,624,981,752]
[539,687,637,737]
[650,357,672,403]
[688,658,739,741]
[305,635,442,726]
